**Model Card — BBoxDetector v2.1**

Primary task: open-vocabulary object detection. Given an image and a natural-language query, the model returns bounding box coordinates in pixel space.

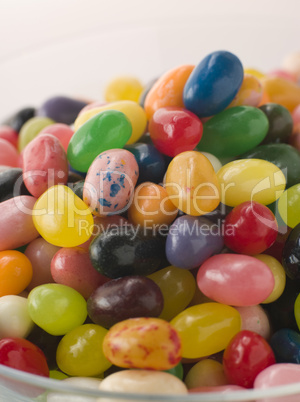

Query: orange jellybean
[227,74,262,108]
[128,182,178,227]
[144,65,194,120]
[165,151,220,216]
[0,250,33,296]
[262,77,300,112]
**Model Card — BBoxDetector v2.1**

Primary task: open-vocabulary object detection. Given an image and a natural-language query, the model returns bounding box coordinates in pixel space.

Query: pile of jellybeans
[2,49,300,400]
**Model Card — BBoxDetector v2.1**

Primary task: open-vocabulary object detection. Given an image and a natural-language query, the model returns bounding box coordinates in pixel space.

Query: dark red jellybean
[223,330,276,388]
[148,107,203,157]
[87,276,164,328]
[0,337,49,377]
[224,201,278,255]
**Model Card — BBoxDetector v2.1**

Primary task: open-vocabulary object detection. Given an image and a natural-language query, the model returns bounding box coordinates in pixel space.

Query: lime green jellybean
[18,116,54,151]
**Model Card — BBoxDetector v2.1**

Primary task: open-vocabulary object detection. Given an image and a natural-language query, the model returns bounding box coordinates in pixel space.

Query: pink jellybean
[51,246,110,299]
[39,123,74,152]
[0,138,19,167]
[23,134,68,198]
[197,254,275,306]
[254,363,300,402]
[0,196,39,251]
[0,126,18,148]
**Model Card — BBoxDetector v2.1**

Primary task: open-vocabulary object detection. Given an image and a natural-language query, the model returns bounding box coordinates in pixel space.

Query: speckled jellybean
[83,149,139,216]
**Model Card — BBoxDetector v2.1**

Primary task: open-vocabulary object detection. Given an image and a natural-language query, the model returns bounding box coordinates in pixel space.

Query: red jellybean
[0,337,49,377]
[0,138,19,167]
[149,107,203,157]
[224,201,278,255]
[223,330,276,388]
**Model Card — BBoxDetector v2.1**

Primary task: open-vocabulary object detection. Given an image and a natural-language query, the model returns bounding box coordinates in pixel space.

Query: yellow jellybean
[253,254,286,303]
[227,74,263,108]
[103,317,182,370]
[104,76,144,103]
[170,303,241,359]
[278,183,300,228]
[74,100,147,144]
[244,68,266,80]
[217,159,286,207]
[33,185,94,247]
[148,266,196,321]
[165,151,220,216]
[262,76,300,113]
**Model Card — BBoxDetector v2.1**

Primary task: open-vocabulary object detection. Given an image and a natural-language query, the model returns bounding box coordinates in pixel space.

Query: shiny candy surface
[270,329,300,363]
[260,103,293,144]
[278,184,300,228]
[235,305,271,339]
[28,283,87,336]
[0,196,39,251]
[39,123,74,153]
[223,330,276,388]
[68,110,132,172]
[33,185,93,247]
[73,100,146,145]
[197,254,274,306]
[217,159,286,206]
[128,182,178,227]
[0,295,34,338]
[51,246,109,299]
[103,317,182,370]
[254,363,300,402]
[183,50,243,117]
[185,359,228,389]
[37,96,87,125]
[227,73,263,108]
[124,142,167,184]
[166,215,224,269]
[144,64,194,120]
[25,238,59,291]
[0,168,30,203]
[89,227,165,278]
[254,254,286,303]
[87,276,163,328]
[18,116,54,151]
[104,76,144,103]
[170,303,241,358]
[83,149,139,216]
[224,201,278,255]
[262,77,300,113]
[165,151,220,216]
[0,138,19,167]
[149,107,203,157]
[282,224,300,280]
[148,265,196,321]
[242,143,300,188]
[0,337,49,377]
[56,323,111,376]
[197,106,269,158]
[23,134,68,198]
[0,250,33,296]
[99,369,188,396]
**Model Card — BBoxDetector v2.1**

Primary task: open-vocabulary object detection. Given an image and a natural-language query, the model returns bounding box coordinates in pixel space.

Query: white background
[0,0,300,120]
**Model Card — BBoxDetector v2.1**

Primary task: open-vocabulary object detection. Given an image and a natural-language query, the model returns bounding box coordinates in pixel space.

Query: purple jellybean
[166,215,224,269]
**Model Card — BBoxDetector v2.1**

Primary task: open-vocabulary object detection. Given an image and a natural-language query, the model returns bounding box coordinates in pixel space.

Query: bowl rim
[1,363,300,401]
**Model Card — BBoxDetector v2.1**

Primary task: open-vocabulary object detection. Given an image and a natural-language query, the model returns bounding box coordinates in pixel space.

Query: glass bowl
[1,1,300,401]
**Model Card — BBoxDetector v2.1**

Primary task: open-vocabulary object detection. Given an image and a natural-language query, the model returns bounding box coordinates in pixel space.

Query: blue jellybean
[183,50,243,117]
[270,328,300,363]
